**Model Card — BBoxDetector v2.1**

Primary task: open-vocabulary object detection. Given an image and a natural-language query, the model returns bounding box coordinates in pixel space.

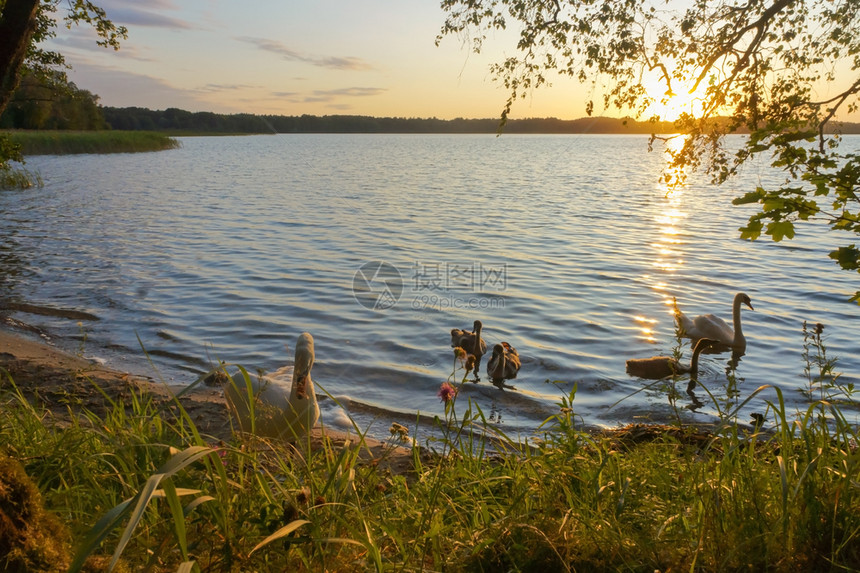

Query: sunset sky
[53,0,587,120]
[50,1,859,122]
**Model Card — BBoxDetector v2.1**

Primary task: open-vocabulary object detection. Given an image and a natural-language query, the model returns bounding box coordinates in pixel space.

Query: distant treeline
[98,107,860,135]
[100,107,684,134]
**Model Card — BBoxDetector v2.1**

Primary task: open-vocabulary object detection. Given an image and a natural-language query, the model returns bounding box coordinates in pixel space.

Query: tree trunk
[0,0,41,115]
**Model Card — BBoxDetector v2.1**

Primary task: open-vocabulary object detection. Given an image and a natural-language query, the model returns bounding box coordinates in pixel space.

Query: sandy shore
[0,326,418,474]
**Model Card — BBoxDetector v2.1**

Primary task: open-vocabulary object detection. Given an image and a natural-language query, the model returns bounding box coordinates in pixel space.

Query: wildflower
[438,382,457,403]
[453,346,467,361]
[209,441,228,466]
[389,422,409,442]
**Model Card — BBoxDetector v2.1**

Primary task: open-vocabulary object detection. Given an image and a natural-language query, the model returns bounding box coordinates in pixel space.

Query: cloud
[311,87,386,98]
[49,34,154,61]
[198,83,257,93]
[237,36,373,71]
[66,61,210,111]
[270,87,387,105]
[97,0,191,29]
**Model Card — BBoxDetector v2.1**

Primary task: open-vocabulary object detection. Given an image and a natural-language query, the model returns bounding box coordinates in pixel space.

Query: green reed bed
[1,328,859,572]
[4,130,180,156]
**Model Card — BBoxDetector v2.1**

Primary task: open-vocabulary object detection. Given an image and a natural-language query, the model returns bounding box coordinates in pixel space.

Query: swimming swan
[626,338,715,383]
[224,332,320,441]
[487,342,521,385]
[675,292,753,349]
[450,320,487,380]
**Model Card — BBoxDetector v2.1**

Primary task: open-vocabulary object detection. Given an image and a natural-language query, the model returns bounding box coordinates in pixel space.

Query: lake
[2,133,858,441]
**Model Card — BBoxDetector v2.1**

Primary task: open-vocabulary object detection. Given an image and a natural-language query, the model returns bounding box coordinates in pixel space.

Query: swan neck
[690,345,703,375]
[732,297,745,345]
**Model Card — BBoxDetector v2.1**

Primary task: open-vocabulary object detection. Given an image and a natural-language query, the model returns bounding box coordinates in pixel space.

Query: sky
[50,0,859,122]
[53,0,592,120]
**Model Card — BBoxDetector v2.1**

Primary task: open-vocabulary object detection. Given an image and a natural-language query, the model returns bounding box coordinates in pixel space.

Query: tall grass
[3,130,180,156]
[1,328,859,571]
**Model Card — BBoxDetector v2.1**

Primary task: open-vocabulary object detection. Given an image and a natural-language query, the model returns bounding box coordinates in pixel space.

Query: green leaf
[762,197,786,212]
[767,221,796,242]
[829,246,860,271]
[739,220,763,241]
[732,188,765,205]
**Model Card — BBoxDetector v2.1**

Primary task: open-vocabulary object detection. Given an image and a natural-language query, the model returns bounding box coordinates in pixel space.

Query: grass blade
[250,520,311,555]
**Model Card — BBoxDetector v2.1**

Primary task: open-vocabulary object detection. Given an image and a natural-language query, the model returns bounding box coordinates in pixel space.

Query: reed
[1,329,858,572]
[3,130,180,155]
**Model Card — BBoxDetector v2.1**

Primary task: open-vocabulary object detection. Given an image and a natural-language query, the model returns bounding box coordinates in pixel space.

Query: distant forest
[100,107,687,134]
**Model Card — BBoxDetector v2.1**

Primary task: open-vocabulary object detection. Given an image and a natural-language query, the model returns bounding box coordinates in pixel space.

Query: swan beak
[746,301,755,311]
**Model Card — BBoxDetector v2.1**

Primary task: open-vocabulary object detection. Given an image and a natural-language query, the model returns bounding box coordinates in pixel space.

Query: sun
[643,73,709,122]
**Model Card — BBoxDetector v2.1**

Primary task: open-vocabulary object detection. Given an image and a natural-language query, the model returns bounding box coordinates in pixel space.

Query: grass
[2,130,180,156]
[1,328,859,572]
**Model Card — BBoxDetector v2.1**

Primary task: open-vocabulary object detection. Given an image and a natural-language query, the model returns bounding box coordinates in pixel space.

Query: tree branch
[0,0,42,113]
[691,0,795,94]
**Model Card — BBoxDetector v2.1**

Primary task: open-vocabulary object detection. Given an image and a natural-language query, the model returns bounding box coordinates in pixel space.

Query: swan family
[451,320,521,385]
[626,291,755,387]
[214,292,752,441]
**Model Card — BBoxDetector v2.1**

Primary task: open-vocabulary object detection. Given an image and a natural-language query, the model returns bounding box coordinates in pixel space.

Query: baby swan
[675,292,754,349]
[626,338,716,383]
[224,332,320,441]
[487,342,521,386]
[450,319,488,380]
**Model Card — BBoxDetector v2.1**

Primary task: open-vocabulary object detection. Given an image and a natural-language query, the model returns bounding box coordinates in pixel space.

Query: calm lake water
[2,133,858,441]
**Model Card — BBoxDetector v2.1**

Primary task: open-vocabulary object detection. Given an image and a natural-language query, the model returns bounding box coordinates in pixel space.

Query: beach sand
[0,327,418,474]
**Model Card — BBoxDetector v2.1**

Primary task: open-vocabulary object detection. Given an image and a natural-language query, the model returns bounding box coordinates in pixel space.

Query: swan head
[736,292,754,311]
[292,332,315,400]
[491,343,504,358]
[473,320,483,332]
[450,328,466,347]
[692,338,718,355]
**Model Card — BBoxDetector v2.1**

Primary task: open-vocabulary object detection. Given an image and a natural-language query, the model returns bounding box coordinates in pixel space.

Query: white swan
[224,332,320,441]
[486,342,521,385]
[626,338,715,381]
[675,292,753,349]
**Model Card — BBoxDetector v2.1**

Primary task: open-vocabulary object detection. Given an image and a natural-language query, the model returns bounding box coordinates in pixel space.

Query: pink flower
[438,382,457,403]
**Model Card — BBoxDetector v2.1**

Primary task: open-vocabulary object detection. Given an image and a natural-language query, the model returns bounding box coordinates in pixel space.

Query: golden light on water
[633,315,658,343]
[634,133,693,341]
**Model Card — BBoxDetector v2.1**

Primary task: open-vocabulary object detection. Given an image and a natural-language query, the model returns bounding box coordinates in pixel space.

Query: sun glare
[643,74,709,122]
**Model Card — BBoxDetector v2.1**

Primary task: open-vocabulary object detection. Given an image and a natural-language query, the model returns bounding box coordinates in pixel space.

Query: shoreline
[0,324,417,474]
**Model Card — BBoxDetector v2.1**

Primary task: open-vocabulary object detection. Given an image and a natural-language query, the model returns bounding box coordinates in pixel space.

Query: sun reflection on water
[633,135,693,341]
